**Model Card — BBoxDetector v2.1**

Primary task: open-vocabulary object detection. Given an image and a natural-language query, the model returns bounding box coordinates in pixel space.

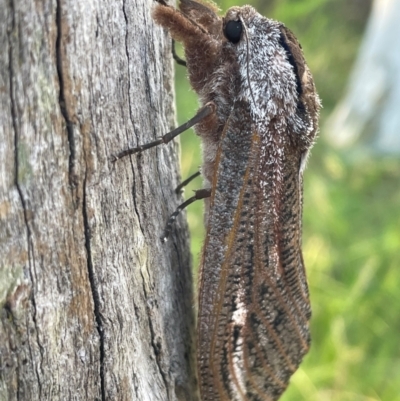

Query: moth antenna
[240,15,257,109]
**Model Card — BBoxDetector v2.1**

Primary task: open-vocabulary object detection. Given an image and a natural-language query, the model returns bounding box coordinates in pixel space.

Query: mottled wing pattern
[198,101,311,401]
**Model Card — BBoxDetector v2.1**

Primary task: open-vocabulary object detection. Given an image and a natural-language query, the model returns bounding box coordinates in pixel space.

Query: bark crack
[8,0,43,396]
[55,3,105,397]
[82,171,106,401]
[139,268,170,398]
[122,0,146,235]
[142,34,153,111]
[121,0,138,146]
[56,0,76,190]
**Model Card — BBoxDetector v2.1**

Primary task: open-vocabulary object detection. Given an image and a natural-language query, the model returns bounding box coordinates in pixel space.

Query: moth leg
[172,39,187,67]
[111,102,215,162]
[161,188,211,242]
[175,170,201,194]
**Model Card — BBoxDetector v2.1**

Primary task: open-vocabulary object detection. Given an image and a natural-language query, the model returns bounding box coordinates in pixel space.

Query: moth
[115,0,320,399]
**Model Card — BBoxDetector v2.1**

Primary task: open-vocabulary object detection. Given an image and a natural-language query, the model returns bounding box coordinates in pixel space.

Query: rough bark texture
[325,0,400,155]
[0,0,197,400]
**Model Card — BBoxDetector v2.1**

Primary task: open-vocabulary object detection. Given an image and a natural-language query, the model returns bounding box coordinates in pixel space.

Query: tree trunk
[0,1,197,400]
[325,0,400,156]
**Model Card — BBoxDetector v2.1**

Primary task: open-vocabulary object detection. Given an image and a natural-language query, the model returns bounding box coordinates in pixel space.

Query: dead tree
[0,0,197,400]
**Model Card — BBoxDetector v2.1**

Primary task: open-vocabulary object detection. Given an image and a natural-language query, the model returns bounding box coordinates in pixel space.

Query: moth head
[222,6,320,149]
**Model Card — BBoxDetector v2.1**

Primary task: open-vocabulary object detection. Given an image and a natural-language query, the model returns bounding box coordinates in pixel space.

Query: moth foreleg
[161,188,211,242]
[111,102,215,162]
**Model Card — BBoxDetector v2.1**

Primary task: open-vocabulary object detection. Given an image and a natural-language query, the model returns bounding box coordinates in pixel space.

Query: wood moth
[114,0,320,399]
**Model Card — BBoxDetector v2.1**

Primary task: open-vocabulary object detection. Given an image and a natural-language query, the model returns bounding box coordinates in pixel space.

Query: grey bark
[0,0,197,400]
[325,0,400,155]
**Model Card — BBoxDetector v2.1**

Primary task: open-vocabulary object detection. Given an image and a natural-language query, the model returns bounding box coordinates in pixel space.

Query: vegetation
[174,0,400,399]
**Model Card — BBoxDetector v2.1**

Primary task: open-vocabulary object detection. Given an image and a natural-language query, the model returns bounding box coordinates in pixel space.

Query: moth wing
[198,102,311,401]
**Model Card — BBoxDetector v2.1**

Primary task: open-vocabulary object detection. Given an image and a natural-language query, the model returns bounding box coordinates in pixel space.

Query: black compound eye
[224,20,242,44]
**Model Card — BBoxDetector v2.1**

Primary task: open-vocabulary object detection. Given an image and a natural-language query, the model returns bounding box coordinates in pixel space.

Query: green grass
[284,146,400,401]
[173,0,400,399]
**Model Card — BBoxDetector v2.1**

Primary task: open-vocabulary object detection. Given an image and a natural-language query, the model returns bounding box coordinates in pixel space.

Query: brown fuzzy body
[153,1,320,400]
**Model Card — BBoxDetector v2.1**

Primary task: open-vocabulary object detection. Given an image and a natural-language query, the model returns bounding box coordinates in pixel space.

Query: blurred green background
[173,0,400,400]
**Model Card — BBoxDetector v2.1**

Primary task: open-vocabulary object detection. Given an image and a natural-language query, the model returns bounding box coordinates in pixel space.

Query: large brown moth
[114,0,320,399]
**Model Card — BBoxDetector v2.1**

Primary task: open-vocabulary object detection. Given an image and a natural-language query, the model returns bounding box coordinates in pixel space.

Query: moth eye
[224,20,242,44]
